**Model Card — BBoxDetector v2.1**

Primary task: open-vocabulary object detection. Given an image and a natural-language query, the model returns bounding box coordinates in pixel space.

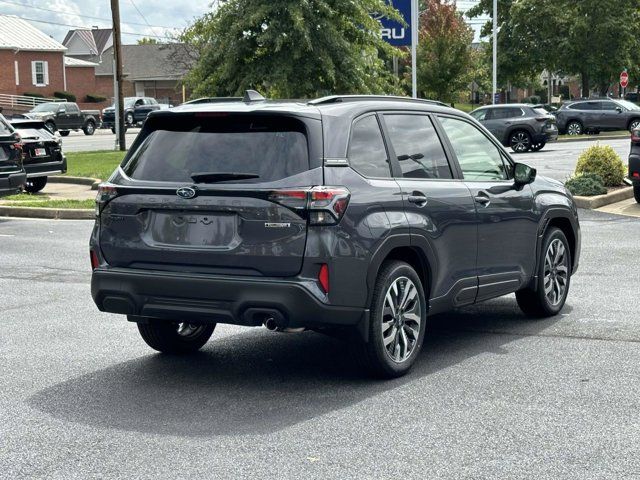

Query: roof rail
[308,95,448,107]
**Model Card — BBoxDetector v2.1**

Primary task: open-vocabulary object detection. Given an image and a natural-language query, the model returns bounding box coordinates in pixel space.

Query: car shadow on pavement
[28,297,562,438]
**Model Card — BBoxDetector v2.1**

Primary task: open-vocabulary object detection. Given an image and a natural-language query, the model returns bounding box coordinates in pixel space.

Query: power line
[16,15,177,40]
[0,0,175,29]
[128,0,161,39]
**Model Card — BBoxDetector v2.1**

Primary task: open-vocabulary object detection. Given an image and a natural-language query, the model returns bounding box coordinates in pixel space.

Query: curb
[558,134,629,143]
[573,187,634,209]
[49,176,102,190]
[0,206,94,220]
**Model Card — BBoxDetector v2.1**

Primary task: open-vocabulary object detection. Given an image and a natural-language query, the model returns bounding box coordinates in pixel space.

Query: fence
[0,94,62,116]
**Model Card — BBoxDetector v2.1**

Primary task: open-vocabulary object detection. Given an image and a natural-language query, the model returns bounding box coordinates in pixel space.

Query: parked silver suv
[470,104,558,153]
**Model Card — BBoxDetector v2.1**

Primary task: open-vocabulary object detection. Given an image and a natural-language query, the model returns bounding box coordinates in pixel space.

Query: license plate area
[34,148,47,157]
[146,211,241,250]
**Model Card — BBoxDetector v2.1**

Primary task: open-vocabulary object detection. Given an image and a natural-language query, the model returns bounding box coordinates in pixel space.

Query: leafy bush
[53,91,76,102]
[523,95,542,104]
[565,173,607,197]
[85,94,107,103]
[23,92,45,98]
[575,144,626,187]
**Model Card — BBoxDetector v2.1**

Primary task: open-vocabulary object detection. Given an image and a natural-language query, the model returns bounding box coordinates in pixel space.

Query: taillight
[632,171,640,178]
[318,264,329,294]
[90,250,99,270]
[535,116,549,122]
[95,183,118,216]
[269,186,351,225]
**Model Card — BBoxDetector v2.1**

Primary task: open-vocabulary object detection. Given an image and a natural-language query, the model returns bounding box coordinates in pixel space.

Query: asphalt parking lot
[1,208,639,479]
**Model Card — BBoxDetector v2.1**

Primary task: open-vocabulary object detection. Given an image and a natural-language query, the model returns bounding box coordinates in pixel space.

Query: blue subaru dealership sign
[376,0,412,47]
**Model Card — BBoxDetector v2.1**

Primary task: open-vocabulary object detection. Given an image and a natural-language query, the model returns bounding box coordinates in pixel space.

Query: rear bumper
[24,156,67,177]
[629,154,640,185]
[91,267,369,333]
[533,130,558,144]
[0,170,27,195]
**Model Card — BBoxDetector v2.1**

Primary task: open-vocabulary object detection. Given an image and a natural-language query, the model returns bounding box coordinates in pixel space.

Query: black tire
[634,185,640,204]
[83,121,95,136]
[45,121,56,133]
[136,320,215,354]
[509,130,532,153]
[516,227,572,318]
[530,141,546,152]
[59,130,70,137]
[23,176,47,194]
[566,121,583,136]
[358,261,427,378]
[125,112,134,126]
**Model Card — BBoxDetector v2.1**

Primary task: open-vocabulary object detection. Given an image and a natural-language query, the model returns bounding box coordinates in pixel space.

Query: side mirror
[57,109,66,115]
[616,106,623,113]
[514,162,536,186]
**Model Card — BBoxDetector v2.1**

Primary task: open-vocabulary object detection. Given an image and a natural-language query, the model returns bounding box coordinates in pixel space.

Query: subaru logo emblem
[176,187,197,199]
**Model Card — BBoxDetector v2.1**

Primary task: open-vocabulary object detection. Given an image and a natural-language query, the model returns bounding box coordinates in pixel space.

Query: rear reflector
[633,172,640,178]
[318,264,329,293]
[90,250,99,270]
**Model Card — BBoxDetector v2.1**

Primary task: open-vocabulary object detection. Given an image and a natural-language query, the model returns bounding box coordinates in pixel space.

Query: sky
[0,0,213,44]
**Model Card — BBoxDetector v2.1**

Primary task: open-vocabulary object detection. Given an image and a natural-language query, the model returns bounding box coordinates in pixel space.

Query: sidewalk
[597,197,640,218]
[0,181,95,204]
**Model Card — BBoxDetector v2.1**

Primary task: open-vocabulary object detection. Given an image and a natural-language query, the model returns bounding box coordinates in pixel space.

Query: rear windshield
[122,115,309,183]
[16,127,53,140]
[0,116,13,135]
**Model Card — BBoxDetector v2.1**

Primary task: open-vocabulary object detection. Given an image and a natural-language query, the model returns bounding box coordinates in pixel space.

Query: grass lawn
[454,103,479,113]
[63,150,126,180]
[2,195,94,209]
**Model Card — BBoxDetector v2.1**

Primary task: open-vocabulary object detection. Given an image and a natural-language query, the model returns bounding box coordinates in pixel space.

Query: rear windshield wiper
[190,172,260,183]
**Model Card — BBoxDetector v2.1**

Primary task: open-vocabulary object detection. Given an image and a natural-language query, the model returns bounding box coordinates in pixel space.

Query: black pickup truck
[24,102,100,136]
[630,128,640,203]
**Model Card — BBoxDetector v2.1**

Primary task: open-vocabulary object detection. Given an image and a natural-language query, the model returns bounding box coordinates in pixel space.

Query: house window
[31,61,49,87]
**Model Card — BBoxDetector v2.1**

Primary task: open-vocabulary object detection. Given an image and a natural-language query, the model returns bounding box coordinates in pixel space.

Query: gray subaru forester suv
[90,93,581,378]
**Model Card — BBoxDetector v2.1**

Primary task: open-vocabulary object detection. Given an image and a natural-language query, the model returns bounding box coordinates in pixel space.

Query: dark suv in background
[0,113,26,197]
[90,93,581,378]
[556,99,640,135]
[470,104,558,152]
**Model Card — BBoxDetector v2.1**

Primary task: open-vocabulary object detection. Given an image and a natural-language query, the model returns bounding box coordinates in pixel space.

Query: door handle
[474,192,491,207]
[407,192,428,207]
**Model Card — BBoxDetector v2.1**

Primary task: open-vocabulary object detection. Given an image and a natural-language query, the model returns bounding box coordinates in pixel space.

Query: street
[60,128,140,153]
[1,209,639,479]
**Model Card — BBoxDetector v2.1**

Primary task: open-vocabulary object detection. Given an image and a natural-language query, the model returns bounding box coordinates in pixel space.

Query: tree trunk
[599,83,610,97]
[581,72,590,98]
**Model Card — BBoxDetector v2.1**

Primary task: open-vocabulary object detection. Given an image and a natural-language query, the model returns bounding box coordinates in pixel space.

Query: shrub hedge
[575,144,626,187]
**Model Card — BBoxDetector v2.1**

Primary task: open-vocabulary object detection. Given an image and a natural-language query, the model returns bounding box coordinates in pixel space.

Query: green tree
[415,0,474,103]
[137,37,158,45]
[182,0,403,98]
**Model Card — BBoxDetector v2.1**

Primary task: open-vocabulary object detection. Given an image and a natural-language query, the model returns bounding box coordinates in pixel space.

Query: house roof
[0,15,67,52]
[62,28,112,55]
[64,56,99,68]
[95,44,195,81]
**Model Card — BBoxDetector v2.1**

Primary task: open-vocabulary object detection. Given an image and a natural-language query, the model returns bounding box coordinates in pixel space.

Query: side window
[66,104,79,113]
[438,116,509,181]
[601,101,618,111]
[383,114,452,179]
[470,109,487,121]
[348,115,391,178]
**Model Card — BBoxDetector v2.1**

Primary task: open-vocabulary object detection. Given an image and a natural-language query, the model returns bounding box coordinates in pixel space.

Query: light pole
[411,0,418,98]
[492,0,498,104]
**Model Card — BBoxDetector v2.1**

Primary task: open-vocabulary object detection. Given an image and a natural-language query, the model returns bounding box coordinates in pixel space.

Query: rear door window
[383,114,452,179]
[122,115,310,183]
[348,115,391,178]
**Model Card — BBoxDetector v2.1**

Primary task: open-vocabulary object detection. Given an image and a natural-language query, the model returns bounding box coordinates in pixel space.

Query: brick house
[0,14,67,97]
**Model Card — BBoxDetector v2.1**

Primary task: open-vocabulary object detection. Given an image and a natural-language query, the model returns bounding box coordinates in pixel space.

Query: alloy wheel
[381,277,422,363]
[567,122,582,135]
[510,132,531,152]
[630,120,640,131]
[544,239,569,306]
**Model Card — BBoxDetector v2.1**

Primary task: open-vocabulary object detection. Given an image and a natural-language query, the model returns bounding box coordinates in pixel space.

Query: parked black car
[0,114,26,197]
[469,104,558,152]
[556,99,640,135]
[90,93,581,378]
[102,97,161,132]
[629,128,640,203]
[25,102,100,136]
[8,119,67,193]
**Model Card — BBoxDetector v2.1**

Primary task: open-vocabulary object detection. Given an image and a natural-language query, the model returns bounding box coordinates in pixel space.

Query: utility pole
[492,0,498,104]
[411,0,418,98]
[110,0,126,151]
